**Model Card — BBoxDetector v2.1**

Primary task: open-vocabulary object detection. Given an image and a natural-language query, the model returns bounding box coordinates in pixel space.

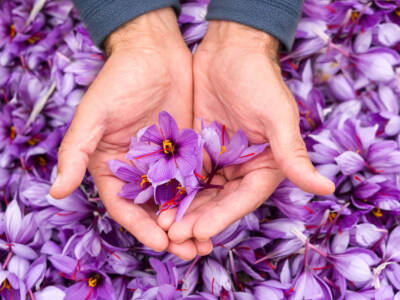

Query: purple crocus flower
[1,200,38,261]
[128,111,200,185]
[154,174,200,221]
[202,258,233,298]
[107,159,153,204]
[201,120,268,171]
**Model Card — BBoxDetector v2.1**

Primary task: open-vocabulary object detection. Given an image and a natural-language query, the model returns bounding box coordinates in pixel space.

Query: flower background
[1,0,400,299]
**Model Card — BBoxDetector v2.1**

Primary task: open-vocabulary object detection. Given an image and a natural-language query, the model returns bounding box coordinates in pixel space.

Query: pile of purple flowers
[0,0,400,299]
[108,111,267,221]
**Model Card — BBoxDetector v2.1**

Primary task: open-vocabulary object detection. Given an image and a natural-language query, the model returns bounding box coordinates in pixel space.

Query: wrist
[105,7,184,55]
[200,20,279,59]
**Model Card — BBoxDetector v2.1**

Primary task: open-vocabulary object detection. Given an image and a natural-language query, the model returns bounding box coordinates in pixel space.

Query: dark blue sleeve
[206,0,303,50]
[72,0,181,48]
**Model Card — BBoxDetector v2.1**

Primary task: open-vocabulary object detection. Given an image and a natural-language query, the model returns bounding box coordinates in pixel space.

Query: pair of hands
[50,8,334,260]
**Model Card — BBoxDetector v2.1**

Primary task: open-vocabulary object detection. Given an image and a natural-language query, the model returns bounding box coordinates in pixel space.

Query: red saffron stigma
[326,5,337,13]
[194,172,206,180]
[84,287,94,300]
[134,148,164,160]
[239,152,256,159]
[304,205,315,214]
[305,224,318,229]
[56,211,76,216]
[266,261,276,270]
[221,125,226,146]
[288,61,298,70]
[312,264,333,271]
[354,175,362,182]
[284,287,295,296]
[211,278,215,295]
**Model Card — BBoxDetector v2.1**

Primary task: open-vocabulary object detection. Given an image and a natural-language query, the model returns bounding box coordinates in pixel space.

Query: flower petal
[107,160,142,182]
[334,151,365,175]
[134,186,154,204]
[158,111,179,141]
[148,158,177,185]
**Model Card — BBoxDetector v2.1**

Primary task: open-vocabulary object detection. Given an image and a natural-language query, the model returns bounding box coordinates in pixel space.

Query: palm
[164,47,285,243]
[53,46,195,254]
[89,48,192,241]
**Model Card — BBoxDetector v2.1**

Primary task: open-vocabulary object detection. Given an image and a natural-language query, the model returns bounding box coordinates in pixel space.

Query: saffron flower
[200,120,268,172]
[128,111,200,185]
[107,158,153,204]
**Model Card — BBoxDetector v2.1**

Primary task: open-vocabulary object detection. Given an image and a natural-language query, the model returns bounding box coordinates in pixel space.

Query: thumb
[50,100,106,199]
[268,117,335,195]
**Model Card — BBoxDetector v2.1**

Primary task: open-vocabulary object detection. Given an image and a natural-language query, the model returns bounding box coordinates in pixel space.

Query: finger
[193,169,283,241]
[267,104,335,195]
[157,208,178,231]
[194,239,213,256]
[97,175,169,252]
[167,240,198,261]
[169,211,203,244]
[50,99,106,199]
[168,187,223,243]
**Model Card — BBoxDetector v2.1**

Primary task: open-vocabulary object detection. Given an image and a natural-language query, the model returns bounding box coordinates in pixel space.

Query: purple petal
[137,124,163,144]
[107,160,142,182]
[158,111,179,141]
[5,200,22,242]
[334,151,365,175]
[386,226,400,261]
[149,258,170,285]
[176,190,197,221]
[118,183,143,200]
[35,286,65,300]
[148,158,177,185]
[233,143,269,165]
[64,282,90,300]
[377,23,400,47]
[134,186,154,204]
[25,256,46,290]
[201,126,222,164]
[127,142,163,164]
[219,130,248,166]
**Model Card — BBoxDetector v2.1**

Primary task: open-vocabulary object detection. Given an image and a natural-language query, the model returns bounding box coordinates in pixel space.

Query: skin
[50,8,202,260]
[51,10,335,260]
[159,21,335,248]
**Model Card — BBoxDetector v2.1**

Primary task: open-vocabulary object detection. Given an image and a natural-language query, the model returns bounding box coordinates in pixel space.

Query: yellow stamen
[140,175,149,189]
[27,35,39,44]
[88,274,102,287]
[395,7,400,17]
[372,207,383,218]
[162,140,174,154]
[177,186,186,194]
[9,126,16,140]
[119,227,125,232]
[27,137,40,146]
[220,145,226,155]
[0,279,10,291]
[351,11,360,22]
[329,212,337,222]
[37,156,46,167]
[9,25,16,40]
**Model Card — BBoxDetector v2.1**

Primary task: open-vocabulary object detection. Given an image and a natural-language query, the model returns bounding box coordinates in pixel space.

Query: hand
[50,8,200,260]
[160,21,335,245]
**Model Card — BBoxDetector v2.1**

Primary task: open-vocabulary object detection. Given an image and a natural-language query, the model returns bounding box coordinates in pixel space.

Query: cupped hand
[50,8,200,260]
[161,21,335,245]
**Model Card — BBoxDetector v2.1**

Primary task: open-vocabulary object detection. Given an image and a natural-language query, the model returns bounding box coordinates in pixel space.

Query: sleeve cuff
[206,0,303,50]
[73,0,181,48]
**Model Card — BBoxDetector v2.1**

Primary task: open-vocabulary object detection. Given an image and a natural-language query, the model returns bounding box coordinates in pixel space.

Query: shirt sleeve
[206,0,303,50]
[72,0,181,48]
